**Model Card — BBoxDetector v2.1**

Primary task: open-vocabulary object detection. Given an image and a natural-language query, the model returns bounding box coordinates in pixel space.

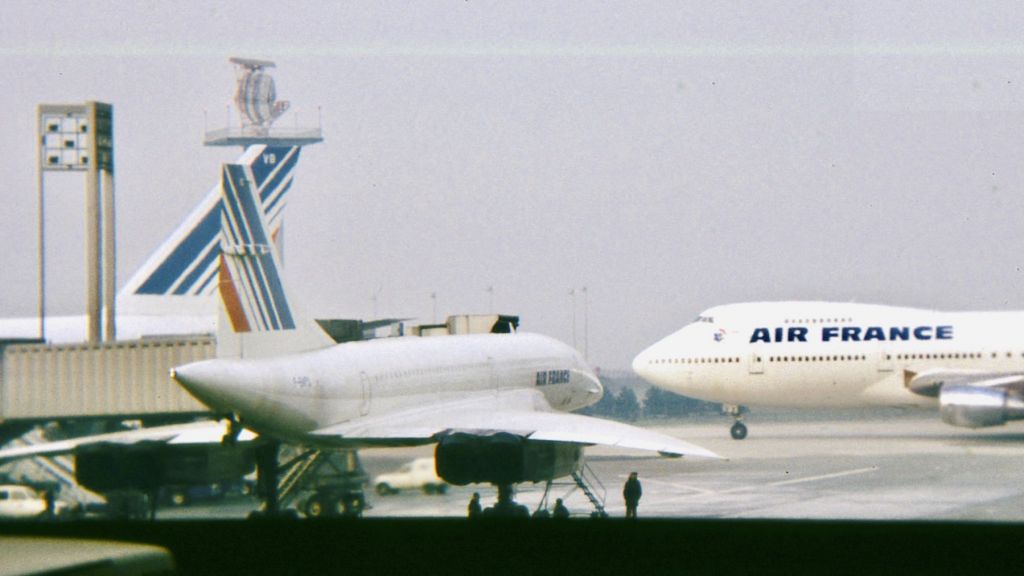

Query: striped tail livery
[215,162,331,358]
[118,145,301,316]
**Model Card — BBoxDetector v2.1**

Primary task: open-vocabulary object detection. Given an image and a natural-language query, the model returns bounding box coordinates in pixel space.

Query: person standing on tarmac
[44,489,56,519]
[552,498,570,519]
[623,472,642,519]
[468,492,482,518]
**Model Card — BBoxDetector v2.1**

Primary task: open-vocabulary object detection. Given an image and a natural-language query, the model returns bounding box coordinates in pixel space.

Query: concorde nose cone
[573,365,603,401]
[171,359,246,413]
[583,369,603,397]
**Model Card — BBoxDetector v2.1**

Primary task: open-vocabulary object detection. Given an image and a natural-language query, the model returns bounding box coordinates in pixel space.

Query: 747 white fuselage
[633,302,1024,431]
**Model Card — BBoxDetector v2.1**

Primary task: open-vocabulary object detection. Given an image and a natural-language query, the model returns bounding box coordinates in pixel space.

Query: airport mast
[38,102,116,343]
[203,57,323,264]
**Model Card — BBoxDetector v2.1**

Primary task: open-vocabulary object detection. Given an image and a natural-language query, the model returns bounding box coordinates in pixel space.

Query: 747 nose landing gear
[730,421,748,440]
[723,404,749,440]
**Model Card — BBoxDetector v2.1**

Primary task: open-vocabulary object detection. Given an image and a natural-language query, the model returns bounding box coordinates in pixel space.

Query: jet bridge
[1,336,214,424]
[0,314,519,425]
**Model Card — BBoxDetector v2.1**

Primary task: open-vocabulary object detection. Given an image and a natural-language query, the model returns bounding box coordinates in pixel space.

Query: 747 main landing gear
[723,404,749,440]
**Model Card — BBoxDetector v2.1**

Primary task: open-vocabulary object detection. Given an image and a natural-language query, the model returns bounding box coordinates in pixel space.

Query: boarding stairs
[569,461,608,517]
[276,448,322,508]
[272,448,368,516]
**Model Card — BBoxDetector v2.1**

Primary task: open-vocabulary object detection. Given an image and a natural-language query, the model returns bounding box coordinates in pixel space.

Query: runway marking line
[717,466,879,494]
[652,466,880,502]
[622,463,880,500]
[766,466,878,488]
[633,476,718,495]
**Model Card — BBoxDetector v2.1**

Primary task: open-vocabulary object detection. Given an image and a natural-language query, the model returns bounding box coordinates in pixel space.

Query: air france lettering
[536,370,571,386]
[749,325,954,344]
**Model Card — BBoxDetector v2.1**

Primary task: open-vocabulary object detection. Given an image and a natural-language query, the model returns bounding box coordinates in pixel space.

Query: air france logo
[714,329,726,342]
[749,325,954,343]
[536,370,571,386]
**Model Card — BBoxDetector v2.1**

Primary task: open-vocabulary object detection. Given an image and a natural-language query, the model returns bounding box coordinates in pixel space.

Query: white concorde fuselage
[174,332,603,444]
[632,302,1024,408]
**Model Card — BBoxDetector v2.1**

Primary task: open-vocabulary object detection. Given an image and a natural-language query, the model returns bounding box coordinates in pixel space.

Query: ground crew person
[553,498,570,519]
[468,492,482,518]
[623,472,642,519]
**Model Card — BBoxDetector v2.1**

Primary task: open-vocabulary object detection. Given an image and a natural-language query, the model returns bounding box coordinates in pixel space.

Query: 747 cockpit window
[693,315,714,323]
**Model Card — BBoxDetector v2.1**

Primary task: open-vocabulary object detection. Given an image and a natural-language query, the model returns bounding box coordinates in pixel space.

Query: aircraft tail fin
[216,162,332,358]
[117,145,301,317]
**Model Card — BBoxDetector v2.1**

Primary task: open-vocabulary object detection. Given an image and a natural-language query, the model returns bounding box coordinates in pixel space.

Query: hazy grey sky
[4,1,1024,369]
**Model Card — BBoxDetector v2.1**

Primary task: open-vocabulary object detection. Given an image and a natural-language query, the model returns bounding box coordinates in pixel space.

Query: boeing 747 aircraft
[633,301,1024,439]
[169,161,718,516]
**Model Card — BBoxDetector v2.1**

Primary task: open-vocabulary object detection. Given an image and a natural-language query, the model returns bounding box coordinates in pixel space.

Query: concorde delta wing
[309,388,721,459]
[0,420,256,464]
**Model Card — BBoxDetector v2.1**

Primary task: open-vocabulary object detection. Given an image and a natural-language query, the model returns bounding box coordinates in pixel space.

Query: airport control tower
[204,57,323,148]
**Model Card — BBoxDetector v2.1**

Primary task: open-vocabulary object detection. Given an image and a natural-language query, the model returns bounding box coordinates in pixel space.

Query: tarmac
[160,411,1024,521]
[10,413,1024,575]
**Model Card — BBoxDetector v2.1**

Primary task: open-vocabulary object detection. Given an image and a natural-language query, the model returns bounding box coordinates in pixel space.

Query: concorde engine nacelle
[74,442,256,494]
[939,385,1024,428]
[434,432,582,486]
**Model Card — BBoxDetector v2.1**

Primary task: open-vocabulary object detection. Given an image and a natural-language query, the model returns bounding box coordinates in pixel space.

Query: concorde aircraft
[632,301,1024,439]
[1,161,718,518]
[167,161,718,516]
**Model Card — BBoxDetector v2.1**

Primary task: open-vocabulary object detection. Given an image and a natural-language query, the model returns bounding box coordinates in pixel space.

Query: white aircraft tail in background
[1,145,303,343]
[118,145,301,315]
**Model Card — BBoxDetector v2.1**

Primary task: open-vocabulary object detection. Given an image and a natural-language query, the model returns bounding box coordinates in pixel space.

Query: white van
[0,485,47,519]
[374,458,448,495]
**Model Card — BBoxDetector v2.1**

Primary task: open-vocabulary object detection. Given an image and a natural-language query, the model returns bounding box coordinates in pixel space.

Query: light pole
[568,288,577,349]
[38,102,115,343]
[371,284,382,318]
[582,286,589,361]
